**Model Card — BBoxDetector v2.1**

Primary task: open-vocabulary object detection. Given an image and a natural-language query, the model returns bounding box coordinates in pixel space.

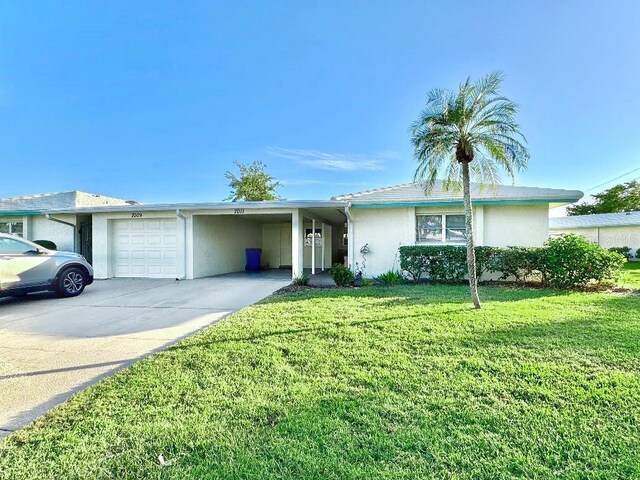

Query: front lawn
[620,261,640,288]
[1,286,639,479]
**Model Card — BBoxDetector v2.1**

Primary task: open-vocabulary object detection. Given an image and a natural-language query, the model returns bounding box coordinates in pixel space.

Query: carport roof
[44,199,347,214]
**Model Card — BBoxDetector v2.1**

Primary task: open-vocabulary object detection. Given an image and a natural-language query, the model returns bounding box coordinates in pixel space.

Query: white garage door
[112,218,178,278]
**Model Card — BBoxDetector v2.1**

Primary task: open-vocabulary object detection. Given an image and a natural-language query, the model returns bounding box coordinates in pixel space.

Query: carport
[186,204,348,280]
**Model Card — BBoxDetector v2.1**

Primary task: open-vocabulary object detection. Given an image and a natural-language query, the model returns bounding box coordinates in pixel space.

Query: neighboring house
[550,211,640,258]
[0,182,582,280]
[0,191,136,260]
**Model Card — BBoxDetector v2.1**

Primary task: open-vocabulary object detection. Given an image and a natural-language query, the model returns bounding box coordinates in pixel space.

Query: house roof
[332,182,583,207]
[45,200,346,214]
[550,211,640,229]
[0,191,136,215]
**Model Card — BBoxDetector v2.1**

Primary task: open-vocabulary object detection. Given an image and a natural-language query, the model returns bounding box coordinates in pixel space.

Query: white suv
[0,233,94,298]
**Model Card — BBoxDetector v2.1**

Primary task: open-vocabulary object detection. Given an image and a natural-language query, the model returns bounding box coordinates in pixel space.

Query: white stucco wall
[350,207,415,277]
[0,214,77,252]
[192,215,262,278]
[482,204,549,247]
[550,226,640,257]
[29,215,77,252]
[350,203,550,277]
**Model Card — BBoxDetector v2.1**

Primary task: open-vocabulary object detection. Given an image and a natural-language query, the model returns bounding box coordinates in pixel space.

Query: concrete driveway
[0,271,290,438]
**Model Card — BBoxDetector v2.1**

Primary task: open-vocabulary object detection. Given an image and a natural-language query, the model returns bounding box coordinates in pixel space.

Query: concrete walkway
[0,271,291,438]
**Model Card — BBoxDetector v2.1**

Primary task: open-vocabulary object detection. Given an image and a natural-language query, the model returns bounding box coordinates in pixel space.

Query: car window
[0,237,33,254]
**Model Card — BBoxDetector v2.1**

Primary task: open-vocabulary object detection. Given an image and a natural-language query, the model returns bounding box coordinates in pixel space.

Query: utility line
[584,165,640,193]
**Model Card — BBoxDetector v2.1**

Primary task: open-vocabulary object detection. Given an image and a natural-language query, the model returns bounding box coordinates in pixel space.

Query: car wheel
[56,267,86,297]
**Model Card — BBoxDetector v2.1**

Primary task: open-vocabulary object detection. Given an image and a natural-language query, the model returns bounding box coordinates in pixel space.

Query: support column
[348,218,355,270]
[321,222,326,271]
[311,219,316,275]
[292,210,304,278]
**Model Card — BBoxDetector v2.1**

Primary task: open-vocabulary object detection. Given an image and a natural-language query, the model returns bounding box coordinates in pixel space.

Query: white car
[0,233,94,298]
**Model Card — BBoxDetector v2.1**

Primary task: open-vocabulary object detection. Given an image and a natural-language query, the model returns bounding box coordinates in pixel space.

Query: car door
[0,237,56,292]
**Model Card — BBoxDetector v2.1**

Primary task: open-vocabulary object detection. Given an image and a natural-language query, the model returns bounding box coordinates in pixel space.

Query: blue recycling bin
[245,248,262,272]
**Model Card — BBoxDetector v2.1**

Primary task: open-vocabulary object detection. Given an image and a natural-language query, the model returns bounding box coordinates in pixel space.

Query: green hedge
[399,235,625,288]
[398,245,499,283]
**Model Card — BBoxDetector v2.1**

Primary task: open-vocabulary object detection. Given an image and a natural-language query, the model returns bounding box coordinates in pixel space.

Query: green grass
[620,261,640,288]
[1,286,639,479]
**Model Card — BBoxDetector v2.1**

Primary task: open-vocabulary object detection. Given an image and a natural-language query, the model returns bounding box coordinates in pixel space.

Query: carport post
[311,219,316,275]
[321,222,325,271]
[291,210,304,279]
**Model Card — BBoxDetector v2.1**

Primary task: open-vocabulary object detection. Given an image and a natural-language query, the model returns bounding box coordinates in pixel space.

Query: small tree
[410,72,529,309]
[225,161,281,201]
[567,180,640,216]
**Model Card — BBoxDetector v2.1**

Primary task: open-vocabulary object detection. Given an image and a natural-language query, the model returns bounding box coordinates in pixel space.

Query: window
[416,214,466,244]
[0,237,32,254]
[305,228,323,247]
[0,221,24,237]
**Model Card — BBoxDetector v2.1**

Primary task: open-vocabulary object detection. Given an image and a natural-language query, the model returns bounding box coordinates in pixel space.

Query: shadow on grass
[467,294,640,358]
[266,283,571,306]
[167,309,462,351]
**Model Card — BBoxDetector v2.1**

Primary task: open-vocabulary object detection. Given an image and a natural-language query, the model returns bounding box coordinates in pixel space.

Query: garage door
[112,218,178,278]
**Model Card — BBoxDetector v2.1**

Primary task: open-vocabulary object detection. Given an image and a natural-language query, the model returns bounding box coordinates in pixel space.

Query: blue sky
[1,1,639,204]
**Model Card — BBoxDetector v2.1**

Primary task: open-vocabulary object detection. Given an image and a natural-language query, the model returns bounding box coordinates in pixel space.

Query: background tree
[410,72,529,309]
[567,180,640,216]
[225,161,281,201]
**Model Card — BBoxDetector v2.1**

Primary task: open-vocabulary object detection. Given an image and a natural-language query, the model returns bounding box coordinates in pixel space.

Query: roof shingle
[550,211,640,229]
[332,182,583,205]
[0,191,135,213]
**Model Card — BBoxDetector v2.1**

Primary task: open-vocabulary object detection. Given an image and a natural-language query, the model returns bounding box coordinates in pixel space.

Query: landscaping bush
[33,239,57,250]
[399,245,500,283]
[608,246,632,259]
[487,246,546,283]
[331,263,355,287]
[544,234,625,288]
[399,236,625,288]
[292,273,310,286]
[376,270,404,286]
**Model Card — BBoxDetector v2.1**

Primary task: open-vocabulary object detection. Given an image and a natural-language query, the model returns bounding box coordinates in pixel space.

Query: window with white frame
[0,221,24,237]
[416,214,466,244]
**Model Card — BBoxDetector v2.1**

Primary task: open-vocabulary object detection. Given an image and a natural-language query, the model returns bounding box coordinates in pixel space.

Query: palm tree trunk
[461,161,481,309]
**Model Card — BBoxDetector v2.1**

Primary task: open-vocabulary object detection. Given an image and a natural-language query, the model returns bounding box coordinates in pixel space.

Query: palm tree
[410,72,529,309]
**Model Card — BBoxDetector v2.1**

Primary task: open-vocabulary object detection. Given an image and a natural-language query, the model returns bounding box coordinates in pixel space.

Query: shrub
[292,273,310,286]
[487,246,545,283]
[33,239,57,250]
[399,237,624,289]
[376,270,404,286]
[399,245,500,283]
[608,246,632,259]
[331,264,355,287]
[543,234,625,288]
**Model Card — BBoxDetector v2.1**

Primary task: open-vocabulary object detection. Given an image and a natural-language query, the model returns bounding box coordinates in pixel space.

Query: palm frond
[411,72,529,192]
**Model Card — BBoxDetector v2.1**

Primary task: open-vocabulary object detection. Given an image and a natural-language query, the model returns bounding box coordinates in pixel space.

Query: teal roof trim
[0,211,42,217]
